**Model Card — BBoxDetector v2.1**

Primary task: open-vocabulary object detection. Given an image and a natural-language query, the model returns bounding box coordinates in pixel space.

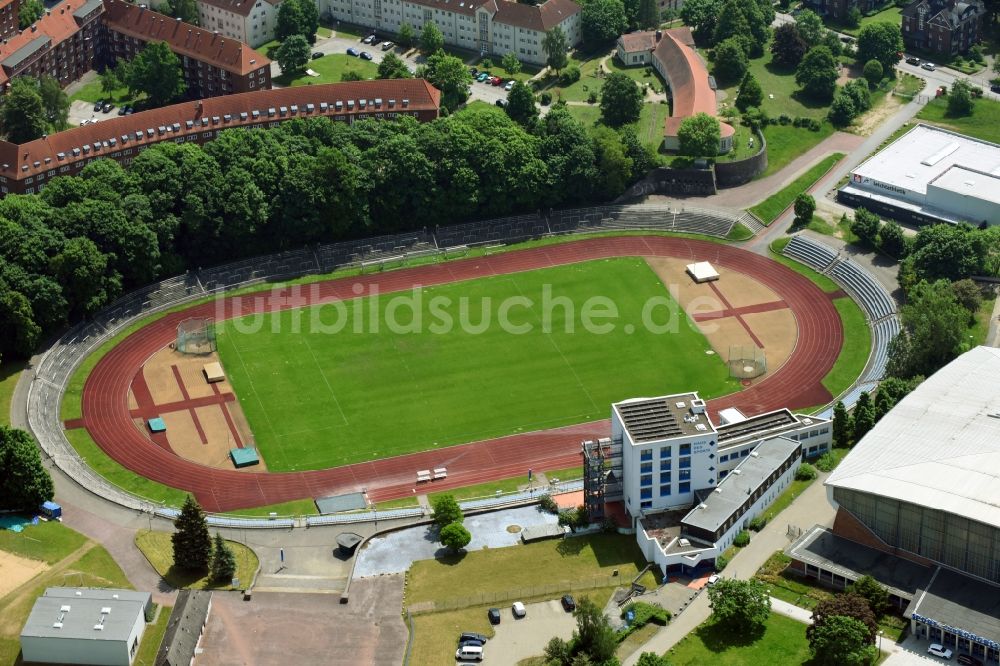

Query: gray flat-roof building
[21,588,152,666]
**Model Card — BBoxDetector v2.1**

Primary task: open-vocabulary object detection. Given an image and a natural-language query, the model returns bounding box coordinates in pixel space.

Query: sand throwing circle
[507,525,522,534]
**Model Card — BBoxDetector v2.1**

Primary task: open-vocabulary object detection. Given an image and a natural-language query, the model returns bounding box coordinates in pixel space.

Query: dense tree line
[0,106,652,362]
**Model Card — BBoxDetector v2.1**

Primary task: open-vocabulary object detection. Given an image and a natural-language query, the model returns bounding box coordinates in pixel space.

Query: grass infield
[217,258,736,471]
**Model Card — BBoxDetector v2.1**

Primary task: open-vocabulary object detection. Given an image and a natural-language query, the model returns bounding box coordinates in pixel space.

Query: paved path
[986,295,1000,348]
[769,596,813,624]
[622,470,838,664]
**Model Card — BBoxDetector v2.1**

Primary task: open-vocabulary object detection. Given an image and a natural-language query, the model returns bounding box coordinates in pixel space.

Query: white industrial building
[787,346,1000,664]
[584,392,830,576]
[838,123,1000,226]
[20,588,153,666]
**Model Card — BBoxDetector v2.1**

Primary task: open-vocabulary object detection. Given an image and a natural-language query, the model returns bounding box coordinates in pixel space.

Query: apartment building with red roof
[0,78,441,195]
[0,0,104,88]
[319,0,581,66]
[196,0,283,48]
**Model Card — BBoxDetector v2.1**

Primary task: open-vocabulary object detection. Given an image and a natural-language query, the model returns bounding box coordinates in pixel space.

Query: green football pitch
[216,258,738,471]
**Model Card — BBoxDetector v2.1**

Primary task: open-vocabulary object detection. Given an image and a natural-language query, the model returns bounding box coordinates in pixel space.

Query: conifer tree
[172,495,212,572]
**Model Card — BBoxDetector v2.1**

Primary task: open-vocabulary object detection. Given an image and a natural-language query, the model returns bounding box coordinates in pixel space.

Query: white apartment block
[319,0,581,65]
[191,0,282,48]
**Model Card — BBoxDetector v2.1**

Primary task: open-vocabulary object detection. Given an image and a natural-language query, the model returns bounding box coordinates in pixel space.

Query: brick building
[0,78,440,195]
[901,0,984,57]
[0,0,23,41]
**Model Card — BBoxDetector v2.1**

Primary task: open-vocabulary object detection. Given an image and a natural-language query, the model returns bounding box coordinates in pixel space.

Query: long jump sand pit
[0,550,49,599]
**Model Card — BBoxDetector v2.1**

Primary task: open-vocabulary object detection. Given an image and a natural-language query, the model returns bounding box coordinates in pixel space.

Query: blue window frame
[640,488,652,499]
[741,449,750,457]
[640,500,653,509]
[679,482,691,493]
[660,459,671,471]
[640,449,653,461]
[720,454,729,462]
[679,456,691,469]
[660,472,671,483]
[679,469,691,481]
[660,447,671,458]
[659,484,671,496]
[640,462,653,474]
[641,474,652,486]
[679,443,691,455]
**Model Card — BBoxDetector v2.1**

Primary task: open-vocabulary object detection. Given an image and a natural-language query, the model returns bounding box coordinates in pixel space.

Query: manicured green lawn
[760,123,837,178]
[135,530,258,590]
[915,96,1000,144]
[565,102,670,152]
[274,53,379,86]
[406,533,658,607]
[222,498,319,517]
[749,153,845,223]
[0,520,88,564]
[824,5,902,35]
[717,45,831,122]
[0,358,25,427]
[428,474,531,503]
[665,613,812,665]
[822,297,872,396]
[69,80,137,106]
[606,60,668,94]
[135,604,172,666]
[217,258,737,471]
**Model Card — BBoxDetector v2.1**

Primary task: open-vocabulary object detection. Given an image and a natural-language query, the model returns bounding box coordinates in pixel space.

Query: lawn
[822,297,872,396]
[134,530,258,590]
[222,498,319,517]
[217,258,737,471]
[409,604,498,666]
[760,123,837,178]
[970,296,997,345]
[665,612,812,665]
[0,358,25,427]
[564,102,670,152]
[544,466,583,481]
[717,44,832,122]
[915,96,1000,144]
[606,60,668,95]
[274,53,379,86]
[134,604,172,666]
[749,153,845,223]
[824,5,902,35]
[428,474,532,503]
[405,534,658,608]
[0,520,88,565]
[68,79,138,106]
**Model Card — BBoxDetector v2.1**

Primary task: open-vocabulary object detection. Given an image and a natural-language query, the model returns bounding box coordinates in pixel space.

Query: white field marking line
[299,331,350,428]
[221,327,282,445]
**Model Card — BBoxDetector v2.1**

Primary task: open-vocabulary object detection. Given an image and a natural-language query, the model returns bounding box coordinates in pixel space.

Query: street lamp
[878,630,884,652]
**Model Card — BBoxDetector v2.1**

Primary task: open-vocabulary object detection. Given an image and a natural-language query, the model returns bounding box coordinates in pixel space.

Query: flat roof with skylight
[613,393,715,442]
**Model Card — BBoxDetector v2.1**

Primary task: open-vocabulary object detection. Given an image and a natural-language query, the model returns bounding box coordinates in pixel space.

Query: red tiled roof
[653,28,732,139]
[0,79,441,179]
[0,0,101,86]
[494,0,581,32]
[618,31,657,54]
[101,0,269,75]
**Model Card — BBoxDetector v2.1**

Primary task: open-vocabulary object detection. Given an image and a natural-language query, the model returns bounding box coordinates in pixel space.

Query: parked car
[927,643,953,659]
[459,632,487,645]
[79,119,91,127]
[312,51,323,59]
[93,100,104,112]
[102,102,114,113]
[381,41,394,51]
[346,47,359,56]
[906,56,920,65]
[512,601,526,618]
[957,655,983,666]
[456,644,483,661]
[470,67,478,76]
[922,62,936,71]
[124,106,134,115]
[707,574,720,586]
[504,80,515,91]
[117,105,127,116]
[490,76,502,86]
[495,99,507,107]
[360,51,373,60]
[990,84,1000,94]
[487,608,501,625]
[561,595,576,612]
[362,34,376,44]
[476,72,490,82]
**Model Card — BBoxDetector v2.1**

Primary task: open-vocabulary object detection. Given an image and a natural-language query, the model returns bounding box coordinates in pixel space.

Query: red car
[490,76,502,86]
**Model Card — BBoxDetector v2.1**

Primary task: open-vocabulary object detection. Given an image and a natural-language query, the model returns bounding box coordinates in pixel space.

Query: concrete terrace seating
[830,260,895,321]
[783,235,838,272]
[673,208,735,237]
[869,315,901,381]
[737,212,766,235]
[433,214,547,248]
[305,508,425,526]
[207,516,295,529]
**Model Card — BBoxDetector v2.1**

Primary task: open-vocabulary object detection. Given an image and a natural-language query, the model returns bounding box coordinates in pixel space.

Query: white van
[456,644,484,661]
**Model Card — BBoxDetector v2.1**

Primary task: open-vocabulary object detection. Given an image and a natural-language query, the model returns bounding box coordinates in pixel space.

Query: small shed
[336,532,363,555]
[202,362,225,384]
[686,261,720,283]
[147,418,166,433]
[229,448,259,468]
[39,502,62,519]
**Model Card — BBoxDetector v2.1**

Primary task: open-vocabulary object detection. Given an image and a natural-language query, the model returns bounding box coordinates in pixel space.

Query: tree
[635,653,671,666]
[846,5,863,28]
[833,401,852,448]
[340,70,364,81]
[888,279,970,378]
[276,0,317,43]
[905,223,990,284]
[545,637,572,664]
[419,52,472,112]
[856,22,903,74]
[708,578,770,633]
[851,208,880,247]
[0,426,54,512]
[795,9,826,46]
[37,75,70,131]
[431,494,463,528]
[878,219,907,258]
[735,72,762,112]
[210,532,237,582]
[713,0,752,48]
[828,90,857,127]
[573,596,618,663]
[637,0,659,29]
[810,615,878,666]
[276,34,311,75]
[852,391,875,442]
[420,22,445,55]
[599,72,642,127]
[501,52,522,75]
[771,23,808,69]
[0,78,47,144]
[847,575,889,618]
[18,0,43,29]
[581,0,628,48]
[100,64,123,96]
[677,112,720,157]
[680,0,723,42]
[809,593,879,644]
[439,521,472,552]
[543,26,570,73]
[398,23,416,49]
[796,46,838,102]
[50,237,115,317]
[863,59,884,87]
[951,278,982,317]
[947,79,975,117]
[506,81,538,126]
[591,126,634,198]
[158,0,199,24]
[713,37,749,84]
[377,52,412,79]
[793,193,816,225]
[124,41,187,107]
[172,495,212,572]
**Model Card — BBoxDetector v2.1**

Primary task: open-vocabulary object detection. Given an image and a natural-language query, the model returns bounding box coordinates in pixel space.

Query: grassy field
[749,153,845,223]
[69,79,138,106]
[409,604,498,666]
[135,530,258,590]
[824,5,902,35]
[563,102,671,153]
[970,296,997,345]
[428,475,531,503]
[0,521,88,565]
[222,498,319,517]
[217,258,737,471]
[717,44,832,122]
[406,534,658,608]
[274,53,379,87]
[545,465,584,481]
[0,359,25,427]
[822,297,872,396]
[760,123,836,178]
[915,96,1000,144]
[135,605,172,666]
[665,612,812,665]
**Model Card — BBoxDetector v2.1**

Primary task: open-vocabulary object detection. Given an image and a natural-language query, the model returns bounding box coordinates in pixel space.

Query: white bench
[433,467,447,480]
[416,470,432,483]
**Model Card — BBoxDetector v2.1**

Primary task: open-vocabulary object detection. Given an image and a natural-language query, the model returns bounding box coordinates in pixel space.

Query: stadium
[38,213,869,516]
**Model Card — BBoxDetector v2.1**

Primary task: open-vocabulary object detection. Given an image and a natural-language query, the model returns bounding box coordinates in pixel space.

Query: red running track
[78,236,843,512]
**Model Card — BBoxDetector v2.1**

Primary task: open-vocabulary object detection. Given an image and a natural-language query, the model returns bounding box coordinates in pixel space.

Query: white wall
[21,636,131,666]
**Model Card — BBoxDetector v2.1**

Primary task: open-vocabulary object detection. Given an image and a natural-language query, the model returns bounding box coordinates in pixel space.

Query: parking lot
[472,597,581,665]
